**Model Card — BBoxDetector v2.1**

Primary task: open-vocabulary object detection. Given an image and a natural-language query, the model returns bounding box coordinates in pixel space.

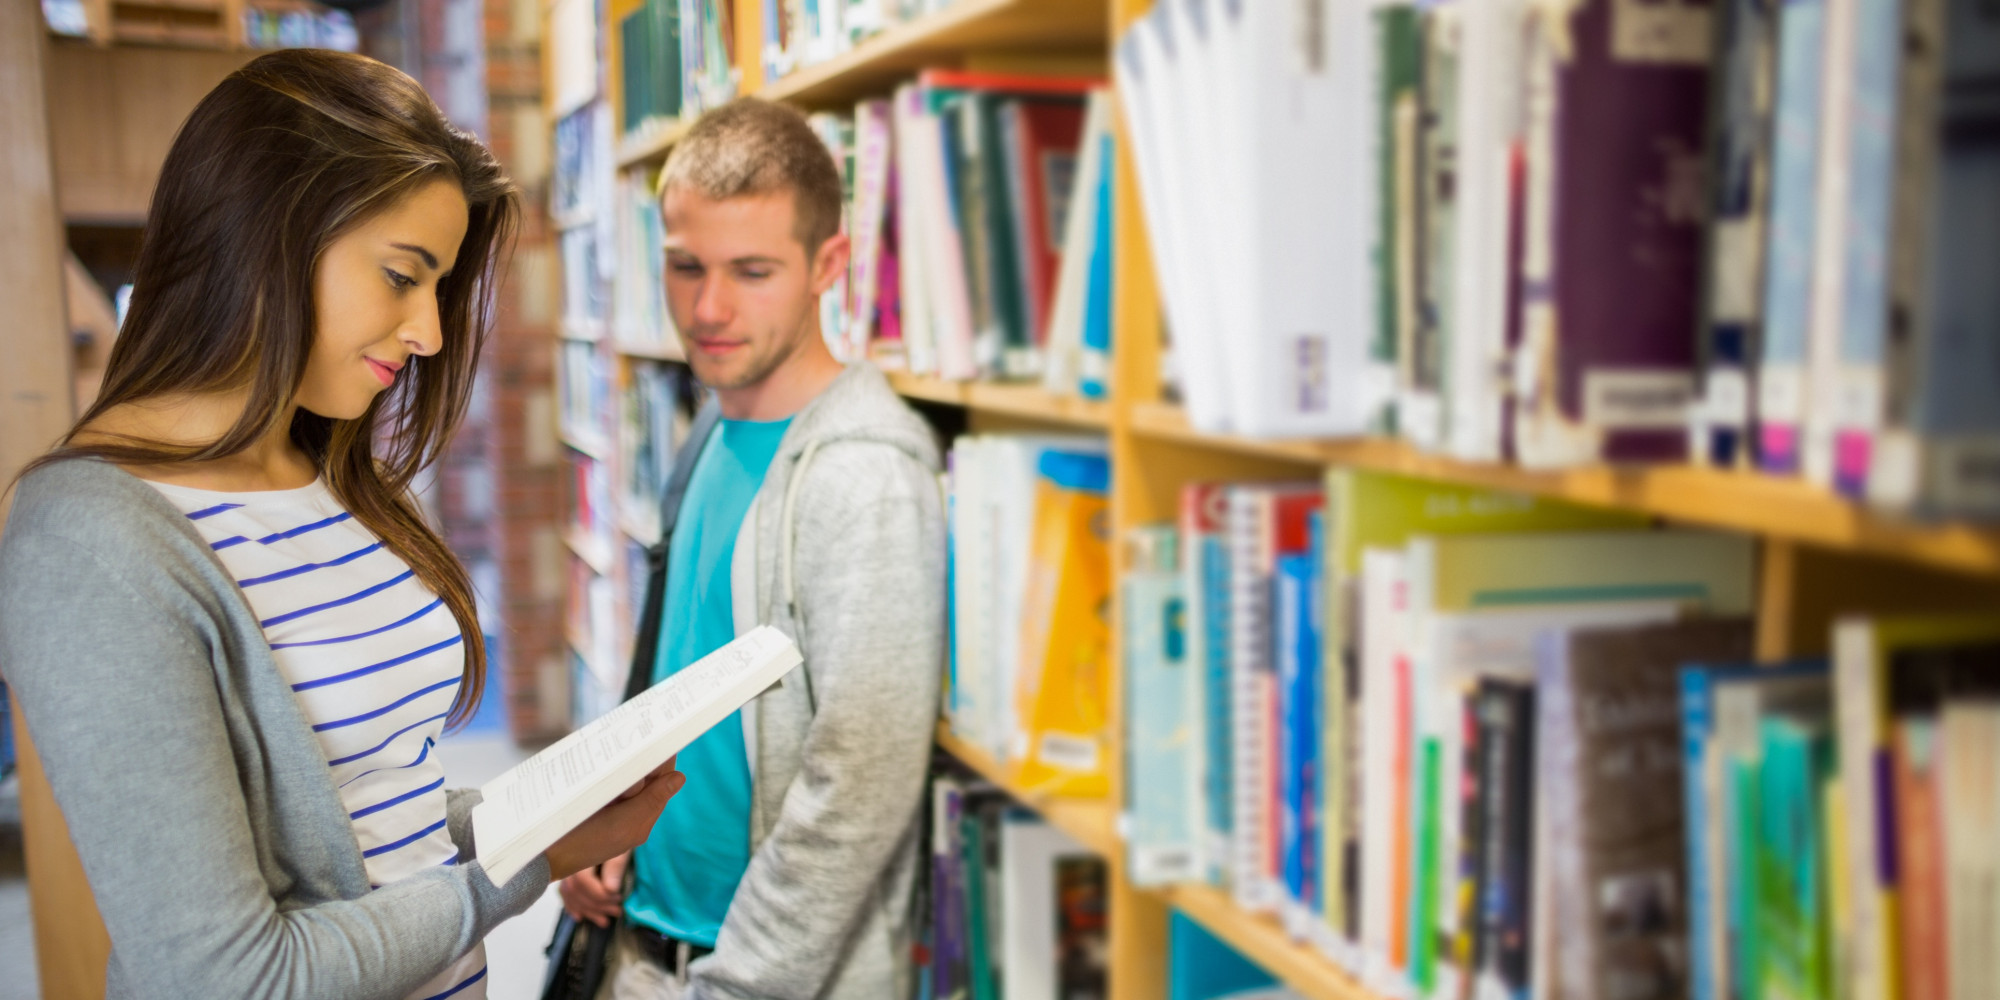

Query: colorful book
[1276,544,1322,936]
[1181,483,1234,885]
[997,98,1086,357]
[1754,712,1836,1000]
[1680,660,1830,1000]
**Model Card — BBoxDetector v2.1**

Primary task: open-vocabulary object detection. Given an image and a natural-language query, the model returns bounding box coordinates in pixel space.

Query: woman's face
[297,178,470,420]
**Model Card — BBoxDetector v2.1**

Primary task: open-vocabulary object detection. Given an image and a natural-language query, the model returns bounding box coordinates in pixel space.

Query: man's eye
[386,269,418,289]
[669,262,703,275]
[740,269,771,281]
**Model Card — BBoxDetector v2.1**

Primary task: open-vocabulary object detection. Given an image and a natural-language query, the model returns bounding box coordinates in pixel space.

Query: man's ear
[809,232,851,297]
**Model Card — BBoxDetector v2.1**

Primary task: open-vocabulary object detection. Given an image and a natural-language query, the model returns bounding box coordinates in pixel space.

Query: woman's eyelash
[386,269,418,289]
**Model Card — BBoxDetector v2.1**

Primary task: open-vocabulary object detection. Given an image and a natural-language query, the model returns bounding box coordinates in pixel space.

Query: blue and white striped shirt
[149,478,487,1000]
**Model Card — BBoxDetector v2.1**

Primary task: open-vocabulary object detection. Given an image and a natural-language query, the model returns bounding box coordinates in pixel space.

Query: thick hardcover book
[1694,0,1780,469]
[1511,0,1715,466]
[472,626,802,884]
[1535,619,1754,1000]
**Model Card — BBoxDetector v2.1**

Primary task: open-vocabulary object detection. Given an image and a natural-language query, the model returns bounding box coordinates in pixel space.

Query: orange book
[1894,717,1948,1000]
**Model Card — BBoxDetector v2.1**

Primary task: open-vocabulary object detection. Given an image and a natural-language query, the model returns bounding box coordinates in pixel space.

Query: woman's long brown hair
[27,49,516,728]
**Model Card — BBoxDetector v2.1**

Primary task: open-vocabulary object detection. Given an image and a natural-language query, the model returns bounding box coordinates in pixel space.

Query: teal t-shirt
[624,415,792,947]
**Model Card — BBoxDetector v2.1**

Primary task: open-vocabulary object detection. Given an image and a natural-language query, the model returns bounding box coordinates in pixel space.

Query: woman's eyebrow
[390,242,439,270]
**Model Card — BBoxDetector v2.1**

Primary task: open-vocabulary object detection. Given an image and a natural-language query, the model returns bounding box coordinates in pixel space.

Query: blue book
[1755,0,1828,473]
[1679,659,1828,1000]
[1182,484,1235,886]
[1275,548,1321,925]
[1126,525,1201,887]
[1078,131,1114,400]
[1168,912,1279,1000]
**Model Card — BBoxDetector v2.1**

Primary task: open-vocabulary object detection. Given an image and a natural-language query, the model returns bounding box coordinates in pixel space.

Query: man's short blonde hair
[659,97,843,254]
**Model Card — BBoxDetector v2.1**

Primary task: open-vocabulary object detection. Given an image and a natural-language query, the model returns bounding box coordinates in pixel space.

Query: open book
[472,625,803,884]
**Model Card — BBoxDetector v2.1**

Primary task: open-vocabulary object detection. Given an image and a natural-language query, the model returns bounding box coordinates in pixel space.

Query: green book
[620,7,651,134]
[1372,2,1420,435]
[1756,714,1834,1000]
[650,0,682,121]
[963,806,997,1000]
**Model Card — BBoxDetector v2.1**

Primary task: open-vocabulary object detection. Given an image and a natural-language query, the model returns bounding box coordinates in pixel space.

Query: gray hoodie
[690,362,947,1000]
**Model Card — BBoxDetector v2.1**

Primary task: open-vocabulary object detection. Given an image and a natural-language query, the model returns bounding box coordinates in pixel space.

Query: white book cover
[1802,0,1862,488]
[1227,486,1277,912]
[1213,0,1377,438]
[948,437,991,752]
[1116,12,1233,431]
[1444,0,1526,463]
[906,92,980,381]
[998,816,1093,1000]
[473,625,802,884]
[892,84,939,376]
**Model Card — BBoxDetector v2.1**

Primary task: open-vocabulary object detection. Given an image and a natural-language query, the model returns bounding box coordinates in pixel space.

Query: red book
[1001,100,1087,349]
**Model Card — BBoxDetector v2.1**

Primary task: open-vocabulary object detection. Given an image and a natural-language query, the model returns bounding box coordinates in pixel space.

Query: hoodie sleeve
[690,440,946,1000]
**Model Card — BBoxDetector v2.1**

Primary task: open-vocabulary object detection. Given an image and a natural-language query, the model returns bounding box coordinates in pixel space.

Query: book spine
[1833,621,1895,1000]
[1077,130,1113,401]
[1694,0,1779,469]
[1228,488,1276,912]
[1800,0,1862,490]
[1277,554,1311,931]
[1756,0,1829,474]
[1894,718,1947,1000]
[1682,668,1722,1000]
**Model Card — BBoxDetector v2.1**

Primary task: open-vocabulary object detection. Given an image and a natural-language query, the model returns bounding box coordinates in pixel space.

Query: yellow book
[1013,450,1113,797]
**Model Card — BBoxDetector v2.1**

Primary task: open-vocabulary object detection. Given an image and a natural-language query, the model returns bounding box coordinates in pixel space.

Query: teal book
[1168,912,1279,1000]
[1125,525,1200,887]
[1755,713,1834,1000]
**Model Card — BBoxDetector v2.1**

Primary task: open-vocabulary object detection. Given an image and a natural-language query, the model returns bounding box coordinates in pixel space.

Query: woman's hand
[542,758,683,883]
[559,851,631,928]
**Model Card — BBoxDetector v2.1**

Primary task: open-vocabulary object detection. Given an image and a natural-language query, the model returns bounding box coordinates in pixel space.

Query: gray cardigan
[0,459,549,1000]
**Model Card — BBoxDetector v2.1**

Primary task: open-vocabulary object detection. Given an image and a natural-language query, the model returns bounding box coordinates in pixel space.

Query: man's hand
[559,850,632,928]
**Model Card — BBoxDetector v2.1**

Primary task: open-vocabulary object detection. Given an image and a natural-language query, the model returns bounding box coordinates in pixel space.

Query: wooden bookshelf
[934,724,1120,859]
[559,427,611,461]
[562,525,617,576]
[613,337,685,362]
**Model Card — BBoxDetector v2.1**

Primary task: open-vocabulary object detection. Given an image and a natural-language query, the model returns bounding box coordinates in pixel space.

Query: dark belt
[627,922,713,977]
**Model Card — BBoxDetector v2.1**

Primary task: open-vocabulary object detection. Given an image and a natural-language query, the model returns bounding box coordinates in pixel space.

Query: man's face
[659,186,839,393]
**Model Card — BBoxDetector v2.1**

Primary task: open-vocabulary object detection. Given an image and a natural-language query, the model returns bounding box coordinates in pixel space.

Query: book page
[474,626,801,879]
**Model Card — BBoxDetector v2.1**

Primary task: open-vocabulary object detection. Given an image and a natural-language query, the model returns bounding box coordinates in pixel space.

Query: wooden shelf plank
[758,0,1107,110]
[615,116,692,169]
[563,525,617,576]
[886,371,1112,428]
[614,337,685,362]
[934,724,1119,858]
[1161,884,1376,1000]
[1129,402,2000,578]
[559,426,612,460]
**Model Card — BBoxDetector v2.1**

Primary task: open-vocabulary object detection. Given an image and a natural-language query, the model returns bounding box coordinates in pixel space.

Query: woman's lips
[365,357,400,386]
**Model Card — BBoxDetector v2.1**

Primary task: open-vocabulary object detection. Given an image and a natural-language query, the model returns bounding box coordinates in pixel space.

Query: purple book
[1512,0,1715,466]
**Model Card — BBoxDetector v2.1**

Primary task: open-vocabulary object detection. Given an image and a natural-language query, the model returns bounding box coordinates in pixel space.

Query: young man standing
[558,99,946,1000]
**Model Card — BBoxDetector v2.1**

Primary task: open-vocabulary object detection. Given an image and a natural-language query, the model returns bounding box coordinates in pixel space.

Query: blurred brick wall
[363,0,566,741]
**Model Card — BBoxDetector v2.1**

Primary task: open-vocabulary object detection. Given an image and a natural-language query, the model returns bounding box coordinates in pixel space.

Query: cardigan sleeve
[0,530,548,1000]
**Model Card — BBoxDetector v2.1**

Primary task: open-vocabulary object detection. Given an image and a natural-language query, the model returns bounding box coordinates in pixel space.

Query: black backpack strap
[622,397,722,703]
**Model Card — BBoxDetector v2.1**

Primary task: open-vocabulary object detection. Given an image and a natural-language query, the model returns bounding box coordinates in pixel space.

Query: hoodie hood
[764,362,943,474]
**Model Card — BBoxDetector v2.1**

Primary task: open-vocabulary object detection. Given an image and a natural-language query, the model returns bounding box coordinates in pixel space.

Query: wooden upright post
[2,8,113,1000]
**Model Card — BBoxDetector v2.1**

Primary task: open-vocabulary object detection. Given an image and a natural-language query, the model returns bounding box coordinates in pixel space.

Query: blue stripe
[327,713,447,767]
[348,776,446,821]
[291,634,463,692]
[260,569,414,628]
[270,598,446,650]
[312,677,460,733]
[185,502,243,521]
[338,737,433,790]
[361,816,448,859]
[256,511,353,544]
[212,536,248,551]
[421,966,487,1000]
[239,541,383,589]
